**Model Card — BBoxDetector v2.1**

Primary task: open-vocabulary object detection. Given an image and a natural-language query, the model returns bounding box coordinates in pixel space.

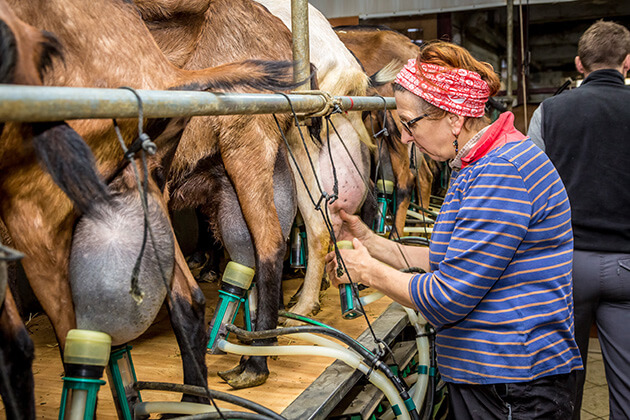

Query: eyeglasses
[400,113,429,135]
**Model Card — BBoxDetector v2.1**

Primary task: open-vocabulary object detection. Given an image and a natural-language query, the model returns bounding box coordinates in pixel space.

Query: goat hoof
[226,368,269,389]
[285,301,321,322]
[310,302,322,317]
[187,251,208,272]
[199,270,218,283]
[217,363,245,382]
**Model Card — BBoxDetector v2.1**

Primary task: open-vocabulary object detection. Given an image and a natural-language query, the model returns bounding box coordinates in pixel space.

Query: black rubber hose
[134,382,285,420]
[225,323,420,419]
[400,266,426,274]
[421,327,437,420]
[397,236,430,247]
[554,79,572,96]
[176,412,274,420]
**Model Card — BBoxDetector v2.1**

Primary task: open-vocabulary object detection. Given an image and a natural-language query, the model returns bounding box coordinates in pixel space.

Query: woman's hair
[578,20,630,72]
[396,40,501,130]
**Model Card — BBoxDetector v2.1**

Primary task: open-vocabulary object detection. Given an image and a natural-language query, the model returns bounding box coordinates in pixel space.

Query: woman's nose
[400,129,414,144]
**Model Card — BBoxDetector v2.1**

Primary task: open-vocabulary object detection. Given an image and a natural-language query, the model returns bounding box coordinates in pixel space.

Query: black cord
[421,325,437,420]
[321,108,412,356]
[325,118,339,201]
[176,413,275,420]
[135,382,285,420]
[112,87,227,420]
[271,94,384,347]
[226,322,417,405]
[270,94,422,418]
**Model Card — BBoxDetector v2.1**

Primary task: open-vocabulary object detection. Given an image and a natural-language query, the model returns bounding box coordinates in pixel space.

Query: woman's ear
[448,113,465,136]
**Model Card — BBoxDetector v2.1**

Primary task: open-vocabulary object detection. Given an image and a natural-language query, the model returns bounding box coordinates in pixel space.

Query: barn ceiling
[309,0,576,19]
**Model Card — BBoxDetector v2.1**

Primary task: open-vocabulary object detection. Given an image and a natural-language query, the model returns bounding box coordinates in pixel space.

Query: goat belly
[69,192,174,345]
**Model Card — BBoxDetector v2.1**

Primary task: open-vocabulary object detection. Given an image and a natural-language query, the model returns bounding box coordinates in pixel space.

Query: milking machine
[373,179,395,235]
[59,330,111,420]
[57,326,285,419]
[289,212,307,269]
[207,261,256,354]
[106,344,141,420]
[215,300,435,420]
[335,240,365,320]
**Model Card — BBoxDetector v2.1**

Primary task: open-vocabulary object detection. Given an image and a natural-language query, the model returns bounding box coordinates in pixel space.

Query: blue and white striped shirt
[409,138,583,384]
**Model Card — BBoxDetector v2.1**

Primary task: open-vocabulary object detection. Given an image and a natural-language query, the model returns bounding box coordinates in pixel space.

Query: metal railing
[0,85,396,122]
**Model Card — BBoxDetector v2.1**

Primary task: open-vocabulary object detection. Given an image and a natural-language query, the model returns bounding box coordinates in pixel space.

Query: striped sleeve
[409,160,532,328]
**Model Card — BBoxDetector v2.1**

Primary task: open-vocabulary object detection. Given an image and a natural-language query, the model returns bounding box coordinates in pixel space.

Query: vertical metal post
[506,0,514,109]
[291,0,310,91]
[519,0,529,131]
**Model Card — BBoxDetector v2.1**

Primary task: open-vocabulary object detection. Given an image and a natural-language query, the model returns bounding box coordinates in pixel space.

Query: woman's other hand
[325,238,373,288]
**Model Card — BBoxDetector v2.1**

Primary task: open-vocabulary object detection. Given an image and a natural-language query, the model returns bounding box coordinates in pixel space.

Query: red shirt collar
[460,112,525,169]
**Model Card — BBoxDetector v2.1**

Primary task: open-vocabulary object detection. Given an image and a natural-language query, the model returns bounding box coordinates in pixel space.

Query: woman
[326,41,583,419]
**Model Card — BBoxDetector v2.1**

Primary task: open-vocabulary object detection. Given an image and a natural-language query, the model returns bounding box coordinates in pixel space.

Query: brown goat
[0,0,111,417]
[335,25,435,235]
[133,0,301,389]
[256,0,377,326]
[2,0,298,404]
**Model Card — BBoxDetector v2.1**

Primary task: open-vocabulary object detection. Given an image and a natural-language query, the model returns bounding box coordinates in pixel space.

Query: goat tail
[31,122,111,215]
[0,20,17,85]
[176,59,310,94]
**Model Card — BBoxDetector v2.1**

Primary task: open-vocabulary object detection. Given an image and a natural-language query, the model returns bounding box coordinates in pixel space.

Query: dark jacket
[543,69,630,252]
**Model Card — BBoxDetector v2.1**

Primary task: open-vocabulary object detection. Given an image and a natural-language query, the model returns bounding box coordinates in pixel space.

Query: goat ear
[369,59,404,87]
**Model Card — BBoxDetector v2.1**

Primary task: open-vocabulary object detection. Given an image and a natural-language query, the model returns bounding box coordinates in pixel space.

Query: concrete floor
[581,338,610,420]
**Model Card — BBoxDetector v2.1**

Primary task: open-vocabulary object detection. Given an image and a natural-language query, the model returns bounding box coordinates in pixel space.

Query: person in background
[326,40,583,419]
[527,20,630,419]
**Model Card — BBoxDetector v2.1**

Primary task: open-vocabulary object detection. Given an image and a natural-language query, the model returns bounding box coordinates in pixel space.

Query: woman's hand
[325,238,374,288]
[336,210,373,244]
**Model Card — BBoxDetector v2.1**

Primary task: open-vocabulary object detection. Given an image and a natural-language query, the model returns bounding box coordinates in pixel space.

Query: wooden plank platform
[1,277,395,419]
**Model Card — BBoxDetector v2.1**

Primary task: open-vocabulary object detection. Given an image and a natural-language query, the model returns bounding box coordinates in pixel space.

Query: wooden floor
[1,277,393,419]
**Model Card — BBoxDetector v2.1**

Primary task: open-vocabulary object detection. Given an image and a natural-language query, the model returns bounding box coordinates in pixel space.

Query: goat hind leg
[216,136,292,389]
[168,246,209,403]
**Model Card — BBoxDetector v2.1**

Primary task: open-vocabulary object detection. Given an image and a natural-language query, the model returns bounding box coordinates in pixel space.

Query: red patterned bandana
[394,58,490,118]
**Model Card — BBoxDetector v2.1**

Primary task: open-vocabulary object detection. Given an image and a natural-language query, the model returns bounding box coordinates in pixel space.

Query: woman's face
[395,89,460,162]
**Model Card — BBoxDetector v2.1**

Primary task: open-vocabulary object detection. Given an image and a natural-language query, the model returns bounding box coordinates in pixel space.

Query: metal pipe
[506,0,514,109]
[519,0,528,131]
[291,0,310,90]
[0,85,396,123]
